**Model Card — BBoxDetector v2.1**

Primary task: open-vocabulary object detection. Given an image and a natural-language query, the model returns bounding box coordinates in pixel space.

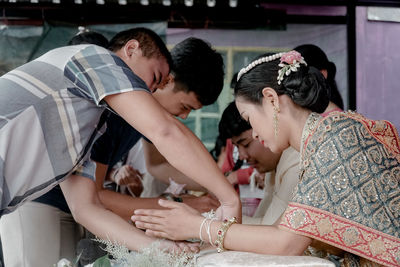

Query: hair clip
[277,50,307,85]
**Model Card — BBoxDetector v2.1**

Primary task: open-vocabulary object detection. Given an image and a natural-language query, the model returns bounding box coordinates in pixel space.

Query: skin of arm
[214,223,311,255]
[132,200,311,255]
[96,162,161,221]
[142,139,207,191]
[95,163,220,222]
[60,174,158,251]
[104,91,240,221]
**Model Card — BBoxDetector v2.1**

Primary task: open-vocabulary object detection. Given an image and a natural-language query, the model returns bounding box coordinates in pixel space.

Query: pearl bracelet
[199,217,208,242]
[214,217,237,253]
[207,217,217,247]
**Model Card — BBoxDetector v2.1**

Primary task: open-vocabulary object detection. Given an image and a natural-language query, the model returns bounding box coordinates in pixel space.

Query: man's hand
[111,165,143,185]
[181,194,220,213]
[110,165,143,196]
[132,199,204,241]
[111,165,143,196]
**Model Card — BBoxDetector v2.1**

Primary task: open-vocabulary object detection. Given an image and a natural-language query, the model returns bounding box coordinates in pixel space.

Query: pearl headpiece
[237,52,284,82]
[236,50,307,85]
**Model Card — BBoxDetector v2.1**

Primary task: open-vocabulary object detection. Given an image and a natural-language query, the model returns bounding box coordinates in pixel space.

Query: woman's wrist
[194,215,207,239]
[215,217,237,252]
[219,190,241,207]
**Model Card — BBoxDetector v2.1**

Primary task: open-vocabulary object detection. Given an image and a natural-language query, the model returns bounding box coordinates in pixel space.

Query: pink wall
[260,4,346,16]
[356,7,400,130]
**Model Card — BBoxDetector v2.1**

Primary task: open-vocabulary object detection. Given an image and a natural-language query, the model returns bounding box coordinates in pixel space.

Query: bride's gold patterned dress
[279,111,400,267]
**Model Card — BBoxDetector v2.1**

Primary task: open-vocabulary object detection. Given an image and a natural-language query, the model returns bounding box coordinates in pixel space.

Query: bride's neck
[287,107,311,152]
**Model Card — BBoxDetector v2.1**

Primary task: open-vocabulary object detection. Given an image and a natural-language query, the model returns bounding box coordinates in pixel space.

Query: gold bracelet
[214,217,237,253]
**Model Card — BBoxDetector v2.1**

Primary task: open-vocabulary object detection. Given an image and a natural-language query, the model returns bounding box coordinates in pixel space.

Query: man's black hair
[218,101,251,141]
[68,31,109,48]
[108,27,172,68]
[171,37,224,105]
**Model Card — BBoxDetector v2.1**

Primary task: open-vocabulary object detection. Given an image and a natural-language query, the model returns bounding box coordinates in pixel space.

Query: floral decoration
[277,50,307,85]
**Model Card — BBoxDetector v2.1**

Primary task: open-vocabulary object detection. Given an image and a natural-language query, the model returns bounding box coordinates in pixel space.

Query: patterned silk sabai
[279,111,400,267]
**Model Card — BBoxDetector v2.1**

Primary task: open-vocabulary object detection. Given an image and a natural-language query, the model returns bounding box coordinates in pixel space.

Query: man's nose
[178,111,190,119]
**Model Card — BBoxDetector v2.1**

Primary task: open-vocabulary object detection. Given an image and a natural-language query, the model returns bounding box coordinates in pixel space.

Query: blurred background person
[294,44,344,116]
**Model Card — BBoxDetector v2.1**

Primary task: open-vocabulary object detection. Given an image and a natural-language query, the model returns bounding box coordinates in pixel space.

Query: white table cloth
[195,250,334,267]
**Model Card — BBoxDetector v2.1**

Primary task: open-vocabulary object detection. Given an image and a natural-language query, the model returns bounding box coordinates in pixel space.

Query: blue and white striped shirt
[0,44,150,215]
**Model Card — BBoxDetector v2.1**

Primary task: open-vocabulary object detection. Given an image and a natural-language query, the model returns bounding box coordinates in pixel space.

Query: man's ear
[261,87,279,109]
[123,39,140,58]
[157,74,174,90]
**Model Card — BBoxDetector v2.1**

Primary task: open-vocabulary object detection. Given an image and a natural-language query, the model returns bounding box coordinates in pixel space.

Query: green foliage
[93,255,111,267]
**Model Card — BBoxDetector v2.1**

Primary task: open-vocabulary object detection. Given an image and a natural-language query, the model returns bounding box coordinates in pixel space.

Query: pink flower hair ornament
[277,50,307,85]
[236,50,307,84]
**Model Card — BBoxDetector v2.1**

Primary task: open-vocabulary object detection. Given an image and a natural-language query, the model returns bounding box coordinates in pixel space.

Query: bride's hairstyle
[235,52,330,113]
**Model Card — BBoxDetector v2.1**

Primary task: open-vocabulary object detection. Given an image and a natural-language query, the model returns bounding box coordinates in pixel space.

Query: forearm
[105,92,239,210]
[73,200,157,251]
[184,214,311,255]
[98,189,163,221]
[147,162,206,191]
[153,121,237,204]
[207,223,311,255]
[61,174,157,251]
[142,139,206,191]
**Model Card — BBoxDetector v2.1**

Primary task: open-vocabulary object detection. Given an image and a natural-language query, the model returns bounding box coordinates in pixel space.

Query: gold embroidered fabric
[280,112,400,267]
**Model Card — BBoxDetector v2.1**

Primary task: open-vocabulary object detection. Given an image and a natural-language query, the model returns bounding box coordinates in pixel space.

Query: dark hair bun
[282,66,330,113]
[326,61,336,80]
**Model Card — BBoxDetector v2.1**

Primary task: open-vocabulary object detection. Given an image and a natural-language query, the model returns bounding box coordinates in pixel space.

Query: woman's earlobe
[262,87,278,103]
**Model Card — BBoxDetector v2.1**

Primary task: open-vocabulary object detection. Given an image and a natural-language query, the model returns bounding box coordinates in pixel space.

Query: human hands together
[132,199,204,241]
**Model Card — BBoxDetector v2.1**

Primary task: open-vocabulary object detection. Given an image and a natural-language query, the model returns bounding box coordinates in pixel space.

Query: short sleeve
[64,45,150,106]
[72,158,96,180]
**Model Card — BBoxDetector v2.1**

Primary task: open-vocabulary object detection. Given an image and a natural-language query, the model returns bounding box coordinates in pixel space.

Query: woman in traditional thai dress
[132,50,400,267]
